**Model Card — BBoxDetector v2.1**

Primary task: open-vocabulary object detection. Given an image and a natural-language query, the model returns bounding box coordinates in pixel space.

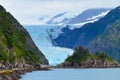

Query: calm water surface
[20,68,120,80]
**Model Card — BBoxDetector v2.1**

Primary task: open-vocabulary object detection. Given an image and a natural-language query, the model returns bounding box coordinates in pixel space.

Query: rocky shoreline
[1,64,120,80]
[57,60,120,68]
[0,4,49,80]
[56,47,120,68]
[0,65,50,80]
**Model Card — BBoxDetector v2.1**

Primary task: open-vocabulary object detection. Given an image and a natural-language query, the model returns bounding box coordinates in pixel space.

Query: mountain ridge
[39,8,110,25]
[0,5,48,69]
[52,6,120,49]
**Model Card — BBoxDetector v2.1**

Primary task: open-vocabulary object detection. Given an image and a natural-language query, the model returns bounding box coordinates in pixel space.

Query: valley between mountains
[0,3,120,80]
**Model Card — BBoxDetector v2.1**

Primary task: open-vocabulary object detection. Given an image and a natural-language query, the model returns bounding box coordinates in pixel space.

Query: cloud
[0,0,120,25]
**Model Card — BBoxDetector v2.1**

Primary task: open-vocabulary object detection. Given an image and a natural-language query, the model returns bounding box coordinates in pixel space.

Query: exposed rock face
[0,4,48,69]
[0,72,20,80]
[58,47,119,68]
[0,65,50,80]
[58,59,119,68]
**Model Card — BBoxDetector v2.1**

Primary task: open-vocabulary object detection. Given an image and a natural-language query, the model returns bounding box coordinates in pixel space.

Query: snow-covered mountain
[25,8,111,65]
[52,6,120,49]
[25,25,73,65]
[39,8,111,26]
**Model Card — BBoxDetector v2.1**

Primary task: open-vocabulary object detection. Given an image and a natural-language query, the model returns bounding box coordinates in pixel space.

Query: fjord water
[20,68,120,80]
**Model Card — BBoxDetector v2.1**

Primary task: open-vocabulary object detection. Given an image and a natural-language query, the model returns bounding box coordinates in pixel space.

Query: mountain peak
[116,6,120,9]
[0,5,6,12]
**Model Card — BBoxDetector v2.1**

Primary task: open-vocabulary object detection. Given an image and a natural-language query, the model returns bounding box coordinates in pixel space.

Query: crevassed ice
[25,25,73,65]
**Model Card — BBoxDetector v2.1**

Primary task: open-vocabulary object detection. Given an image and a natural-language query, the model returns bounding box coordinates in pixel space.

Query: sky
[0,0,120,25]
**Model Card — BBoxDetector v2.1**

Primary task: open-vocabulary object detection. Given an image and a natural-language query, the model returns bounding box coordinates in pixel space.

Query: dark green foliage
[65,46,114,63]
[66,46,90,63]
[92,52,113,61]
[0,50,8,61]
[0,5,6,12]
[0,5,48,65]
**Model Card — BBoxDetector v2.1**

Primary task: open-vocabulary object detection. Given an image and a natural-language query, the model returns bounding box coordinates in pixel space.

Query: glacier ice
[25,25,73,65]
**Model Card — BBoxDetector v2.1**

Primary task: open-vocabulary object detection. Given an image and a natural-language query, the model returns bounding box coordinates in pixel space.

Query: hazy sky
[0,0,120,25]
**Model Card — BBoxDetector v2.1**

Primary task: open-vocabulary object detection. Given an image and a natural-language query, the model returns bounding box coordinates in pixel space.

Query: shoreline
[1,65,120,80]
[0,65,50,80]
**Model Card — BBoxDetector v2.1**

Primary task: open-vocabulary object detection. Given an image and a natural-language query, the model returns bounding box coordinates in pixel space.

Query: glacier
[24,25,73,65]
[24,9,110,65]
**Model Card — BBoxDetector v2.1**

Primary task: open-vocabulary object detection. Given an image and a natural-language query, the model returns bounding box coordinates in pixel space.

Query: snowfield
[39,9,110,26]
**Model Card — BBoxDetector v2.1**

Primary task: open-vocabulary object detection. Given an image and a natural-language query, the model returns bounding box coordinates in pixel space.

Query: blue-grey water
[20,68,120,80]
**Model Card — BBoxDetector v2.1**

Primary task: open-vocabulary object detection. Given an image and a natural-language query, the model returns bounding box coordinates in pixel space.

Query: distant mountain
[46,12,66,24]
[0,5,48,69]
[52,6,120,48]
[67,9,110,24]
[44,8,110,25]
[88,20,120,62]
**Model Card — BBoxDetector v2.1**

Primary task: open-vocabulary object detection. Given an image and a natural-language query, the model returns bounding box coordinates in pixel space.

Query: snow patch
[87,10,110,20]
[52,10,81,24]
[68,10,110,30]
[68,19,99,30]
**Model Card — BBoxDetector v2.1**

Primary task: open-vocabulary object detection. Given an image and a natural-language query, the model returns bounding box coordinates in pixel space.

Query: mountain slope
[53,6,120,48]
[45,9,110,25]
[88,20,120,62]
[0,5,48,69]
